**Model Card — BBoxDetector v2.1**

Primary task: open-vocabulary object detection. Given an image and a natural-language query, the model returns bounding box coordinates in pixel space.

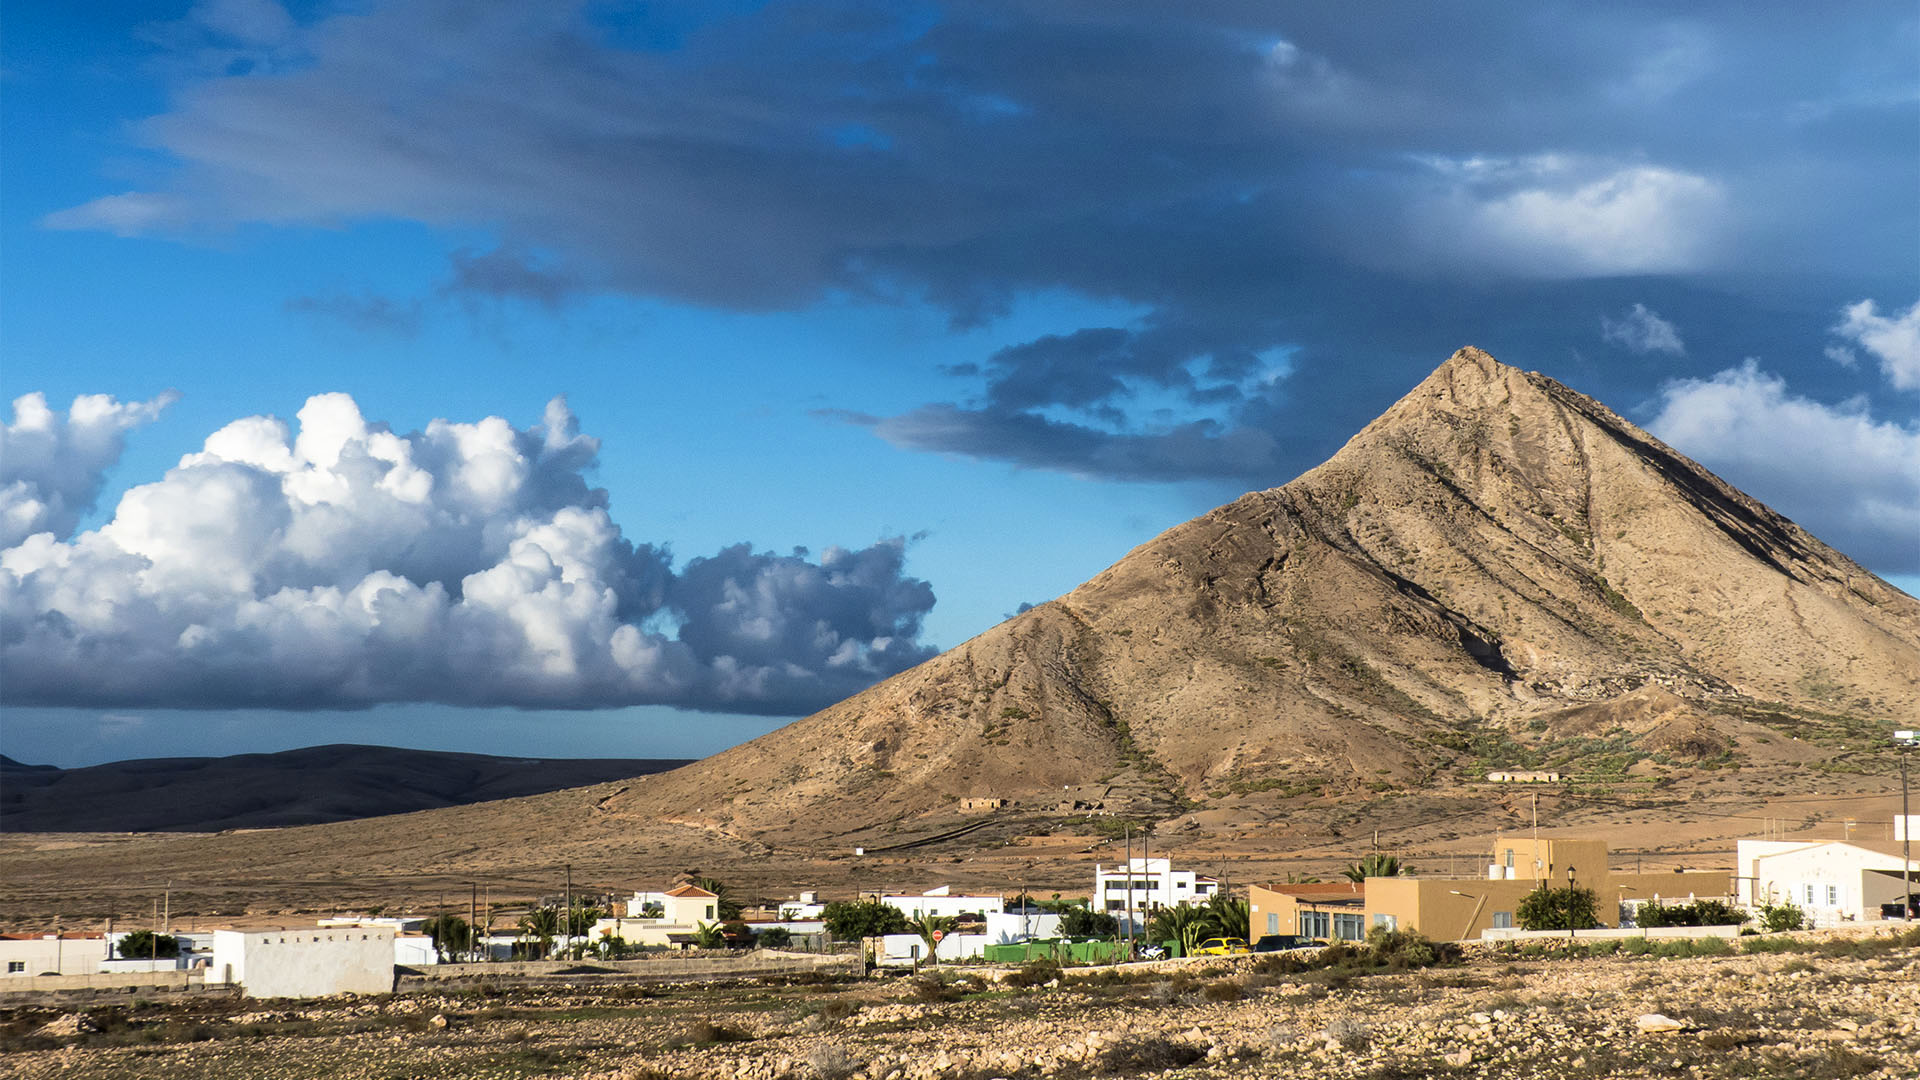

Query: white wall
[984,911,1061,944]
[394,935,439,967]
[0,937,107,976]
[880,893,1002,920]
[213,928,395,998]
[875,932,990,964]
[1736,839,1914,924]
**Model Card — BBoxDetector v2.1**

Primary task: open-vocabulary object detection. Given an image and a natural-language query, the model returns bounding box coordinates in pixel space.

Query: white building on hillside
[1735,828,1918,925]
[879,886,1003,921]
[211,927,395,998]
[0,934,108,977]
[1094,858,1219,920]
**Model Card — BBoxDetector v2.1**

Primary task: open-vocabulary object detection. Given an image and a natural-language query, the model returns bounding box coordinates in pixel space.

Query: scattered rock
[1636,1013,1688,1034]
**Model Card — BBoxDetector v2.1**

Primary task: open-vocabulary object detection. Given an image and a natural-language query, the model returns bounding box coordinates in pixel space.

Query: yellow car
[1192,937,1250,956]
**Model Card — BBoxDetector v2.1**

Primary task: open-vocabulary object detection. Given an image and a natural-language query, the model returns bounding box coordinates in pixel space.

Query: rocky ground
[3,927,1915,1079]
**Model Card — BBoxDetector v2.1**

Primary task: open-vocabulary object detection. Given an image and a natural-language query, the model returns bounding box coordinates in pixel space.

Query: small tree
[693,921,725,949]
[1059,906,1118,938]
[756,926,793,949]
[422,914,473,962]
[1758,900,1806,932]
[822,899,911,940]
[1516,885,1600,931]
[116,930,180,960]
[1342,854,1412,883]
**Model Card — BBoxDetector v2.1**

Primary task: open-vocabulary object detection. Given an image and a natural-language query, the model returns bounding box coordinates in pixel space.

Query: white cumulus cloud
[0,391,179,549]
[0,393,936,713]
[1832,297,1920,391]
[1645,360,1920,573]
[1601,303,1686,356]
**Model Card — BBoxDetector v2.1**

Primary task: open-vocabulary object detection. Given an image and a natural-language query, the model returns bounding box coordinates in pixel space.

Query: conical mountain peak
[597,348,1920,845]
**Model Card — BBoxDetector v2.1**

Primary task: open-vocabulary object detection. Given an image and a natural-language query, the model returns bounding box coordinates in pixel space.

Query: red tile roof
[665,884,718,898]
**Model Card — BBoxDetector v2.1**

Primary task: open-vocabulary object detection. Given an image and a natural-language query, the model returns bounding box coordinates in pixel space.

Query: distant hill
[0,744,692,832]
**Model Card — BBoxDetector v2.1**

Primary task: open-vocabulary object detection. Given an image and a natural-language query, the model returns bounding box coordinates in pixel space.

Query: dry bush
[807,1043,861,1079]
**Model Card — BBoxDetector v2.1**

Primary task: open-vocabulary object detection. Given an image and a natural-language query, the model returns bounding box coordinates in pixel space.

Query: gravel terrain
[4,928,1914,1079]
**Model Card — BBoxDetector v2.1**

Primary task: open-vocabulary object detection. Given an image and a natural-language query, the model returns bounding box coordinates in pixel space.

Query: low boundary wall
[398,950,861,988]
[1480,924,1741,942]
[0,970,204,994]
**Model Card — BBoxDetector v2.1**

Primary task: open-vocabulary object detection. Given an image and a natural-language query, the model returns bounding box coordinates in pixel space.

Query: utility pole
[565,864,573,959]
[164,880,171,934]
[1899,732,1917,918]
[469,883,478,963]
[1122,824,1133,955]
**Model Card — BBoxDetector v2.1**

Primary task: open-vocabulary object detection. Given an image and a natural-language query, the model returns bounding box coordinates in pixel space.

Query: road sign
[932,930,945,942]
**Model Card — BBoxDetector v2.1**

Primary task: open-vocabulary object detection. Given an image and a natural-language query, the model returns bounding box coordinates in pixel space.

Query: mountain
[3,348,1913,923]
[0,744,692,832]
[591,347,1920,843]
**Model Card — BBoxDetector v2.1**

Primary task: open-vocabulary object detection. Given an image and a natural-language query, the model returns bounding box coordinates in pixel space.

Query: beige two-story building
[1252,837,1730,943]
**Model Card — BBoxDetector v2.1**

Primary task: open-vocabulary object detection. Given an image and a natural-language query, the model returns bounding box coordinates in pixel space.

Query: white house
[594,883,725,948]
[0,934,108,977]
[1735,829,1918,926]
[1094,858,1219,919]
[319,915,429,933]
[393,933,440,967]
[776,892,827,919]
[211,927,395,998]
[879,886,1003,921]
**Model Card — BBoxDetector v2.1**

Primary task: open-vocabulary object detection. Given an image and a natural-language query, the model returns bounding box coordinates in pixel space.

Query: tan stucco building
[1251,837,1730,943]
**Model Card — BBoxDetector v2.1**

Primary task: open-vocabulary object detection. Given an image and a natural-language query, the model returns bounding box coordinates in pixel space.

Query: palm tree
[518,906,560,959]
[1203,894,1249,941]
[1147,904,1211,956]
[908,914,957,966]
[1342,853,1411,883]
[692,921,725,949]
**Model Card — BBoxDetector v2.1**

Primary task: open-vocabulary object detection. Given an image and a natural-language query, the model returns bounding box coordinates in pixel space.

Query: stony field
[2,928,1915,1079]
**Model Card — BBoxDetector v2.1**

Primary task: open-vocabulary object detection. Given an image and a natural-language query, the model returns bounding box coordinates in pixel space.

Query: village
[6,806,1917,1003]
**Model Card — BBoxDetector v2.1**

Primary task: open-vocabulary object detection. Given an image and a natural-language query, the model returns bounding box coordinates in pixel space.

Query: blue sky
[3,1,1916,767]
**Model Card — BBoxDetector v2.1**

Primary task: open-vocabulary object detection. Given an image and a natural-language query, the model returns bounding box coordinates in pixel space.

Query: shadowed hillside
[0,745,691,832]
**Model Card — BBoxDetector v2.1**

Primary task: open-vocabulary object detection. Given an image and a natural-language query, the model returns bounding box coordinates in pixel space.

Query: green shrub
[1586,939,1622,957]
[1621,937,1654,956]
[1637,899,1744,927]
[1758,901,1806,933]
[1517,886,1600,931]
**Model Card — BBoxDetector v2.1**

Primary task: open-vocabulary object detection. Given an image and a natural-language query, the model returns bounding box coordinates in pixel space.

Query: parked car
[1192,937,1250,956]
[1252,934,1308,952]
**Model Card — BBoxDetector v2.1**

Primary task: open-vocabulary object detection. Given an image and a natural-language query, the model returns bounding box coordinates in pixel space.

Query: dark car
[1253,934,1308,952]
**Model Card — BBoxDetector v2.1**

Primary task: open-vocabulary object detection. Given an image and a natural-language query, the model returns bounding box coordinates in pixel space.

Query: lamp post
[1567,867,1577,940]
[1449,890,1487,943]
[1898,731,1917,919]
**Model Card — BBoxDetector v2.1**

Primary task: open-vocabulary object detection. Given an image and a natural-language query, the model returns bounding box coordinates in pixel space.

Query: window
[1492,912,1514,929]
[1299,911,1330,939]
[6,961,23,973]
[1504,849,1514,869]
[1802,884,1817,906]
[1825,884,1840,907]
[1332,914,1365,940]
[1372,914,1397,931]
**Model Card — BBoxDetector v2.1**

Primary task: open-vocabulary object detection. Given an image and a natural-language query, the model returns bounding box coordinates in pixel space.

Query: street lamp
[1898,731,1917,919]
[1567,867,1578,939]
[1449,890,1486,943]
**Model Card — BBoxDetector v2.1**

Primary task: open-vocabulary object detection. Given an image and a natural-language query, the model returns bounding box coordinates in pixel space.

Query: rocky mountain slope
[596,347,1920,842]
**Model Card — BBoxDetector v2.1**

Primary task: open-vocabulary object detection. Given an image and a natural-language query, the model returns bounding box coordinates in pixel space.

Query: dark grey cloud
[42,1,1920,561]
[0,394,936,714]
[440,246,582,309]
[285,292,424,336]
